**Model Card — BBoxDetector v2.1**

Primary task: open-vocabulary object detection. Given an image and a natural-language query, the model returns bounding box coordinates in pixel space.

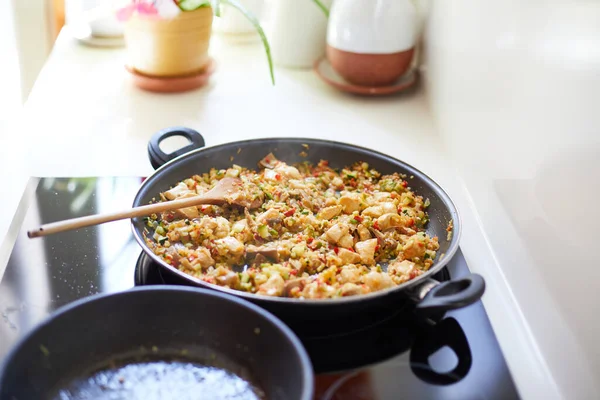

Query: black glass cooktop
[0,178,520,399]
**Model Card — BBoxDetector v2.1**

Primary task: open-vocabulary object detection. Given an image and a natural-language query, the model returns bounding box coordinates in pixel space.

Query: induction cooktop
[0,177,520,399]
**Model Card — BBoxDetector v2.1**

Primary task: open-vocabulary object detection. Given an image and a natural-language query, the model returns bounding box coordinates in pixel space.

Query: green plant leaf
[212,0,222,17]
[178,0,212,11]
[221,0,275,85]
[312,0,330,17]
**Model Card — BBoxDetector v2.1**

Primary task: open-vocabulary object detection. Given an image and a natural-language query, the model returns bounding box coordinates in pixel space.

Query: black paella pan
[133,127,486,337]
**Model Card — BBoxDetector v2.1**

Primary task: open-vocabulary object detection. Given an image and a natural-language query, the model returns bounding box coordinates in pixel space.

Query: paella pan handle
[413,273,485,314]
[148,127,206,170]
[410,317,472,385]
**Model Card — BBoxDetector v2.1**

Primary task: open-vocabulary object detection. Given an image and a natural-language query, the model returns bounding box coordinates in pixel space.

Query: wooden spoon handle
[27,195,218,238]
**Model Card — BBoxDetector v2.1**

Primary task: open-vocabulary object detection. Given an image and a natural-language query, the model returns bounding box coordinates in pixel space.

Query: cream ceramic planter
[124,7,213,77]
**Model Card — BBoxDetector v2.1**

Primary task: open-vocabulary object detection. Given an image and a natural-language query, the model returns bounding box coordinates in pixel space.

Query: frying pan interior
[133,138,460,274]
[0,287,313,400]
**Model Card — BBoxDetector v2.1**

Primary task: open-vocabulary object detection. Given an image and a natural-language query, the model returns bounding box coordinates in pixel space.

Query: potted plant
[117,0,274,85]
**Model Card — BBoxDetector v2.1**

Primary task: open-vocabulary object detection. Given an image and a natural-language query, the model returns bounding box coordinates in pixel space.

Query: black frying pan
[0,286,313,400]
[133,128,485,336]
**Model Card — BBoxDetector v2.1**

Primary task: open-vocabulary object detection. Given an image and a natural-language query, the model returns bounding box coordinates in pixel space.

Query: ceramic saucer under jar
[314,57,418,96]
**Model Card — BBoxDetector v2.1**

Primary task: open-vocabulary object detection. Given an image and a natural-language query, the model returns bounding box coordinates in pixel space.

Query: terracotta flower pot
[124,7,213,77]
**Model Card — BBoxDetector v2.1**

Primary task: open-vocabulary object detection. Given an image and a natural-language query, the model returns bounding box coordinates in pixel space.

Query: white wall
[424,1,600,398]
[9,0,53,102]
[0,0,22,119]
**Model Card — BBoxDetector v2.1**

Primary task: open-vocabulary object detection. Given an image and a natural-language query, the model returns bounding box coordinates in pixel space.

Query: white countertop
[0,28,575,399]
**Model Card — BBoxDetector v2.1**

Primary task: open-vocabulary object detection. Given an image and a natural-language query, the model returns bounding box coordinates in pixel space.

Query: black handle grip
[410,317,472,385]
[415,273,485,313]
[148,127,206,170]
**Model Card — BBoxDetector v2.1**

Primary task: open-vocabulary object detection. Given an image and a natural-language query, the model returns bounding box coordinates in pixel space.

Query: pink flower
[136,3,159,15]
[116,2,160,21]
[116,4,136,21]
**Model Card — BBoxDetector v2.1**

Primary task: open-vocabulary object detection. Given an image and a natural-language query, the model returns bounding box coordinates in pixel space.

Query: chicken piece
[174,207,199,219]
[288,179,307,189]
[362,206,384,218]
[257,274,285,297]
[338,233,355,249]
[197,216,217,230]
[196,247,215,270]
[339,265,362,284]
[214,267,240,288]
[214,217,231,238]
[403,236,427,260]
[363,271,395,292]
[165,247,182,267]
[323,223,349,244]
[225,168,240,178]
[274,164,302,179]
[231,219,248,234]
[227,181,263,210]
[288,259,305,276]
[324,197,338,207]
[317,205,343,220]
[380,202,398,215]
[356,224,371,241]
[340,283,364,297]
[163,182,193,200]
[376,213,403,231]
[388,260,416,277]
[355,239,378,265]
[215,236,244,257]
[283,278,306,297]
[300,281,336,299]
[263,168,279,182]
[338,248,361,265]
[256,208,281,225]
[245,244,279,262]
[373,192,392,201]
[259,153,278,169]
[331,176,344,189]
[338,193,361,214]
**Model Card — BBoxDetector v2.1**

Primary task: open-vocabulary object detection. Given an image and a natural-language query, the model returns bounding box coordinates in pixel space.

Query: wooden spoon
[27,177,262,239]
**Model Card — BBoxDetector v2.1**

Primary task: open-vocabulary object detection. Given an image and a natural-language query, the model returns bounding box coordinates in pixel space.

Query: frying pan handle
[413,274,485,314]
[410,317,472,385]
[148,127,206,170]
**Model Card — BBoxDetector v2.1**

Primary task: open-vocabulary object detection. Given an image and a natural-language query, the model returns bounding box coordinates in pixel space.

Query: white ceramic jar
[262,0,333,68]
[214,0,264,35]
[327,0,418,86]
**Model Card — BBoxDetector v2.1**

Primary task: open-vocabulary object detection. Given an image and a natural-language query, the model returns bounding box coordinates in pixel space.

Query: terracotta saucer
[125,59,216,93]
[314,57,418,96]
